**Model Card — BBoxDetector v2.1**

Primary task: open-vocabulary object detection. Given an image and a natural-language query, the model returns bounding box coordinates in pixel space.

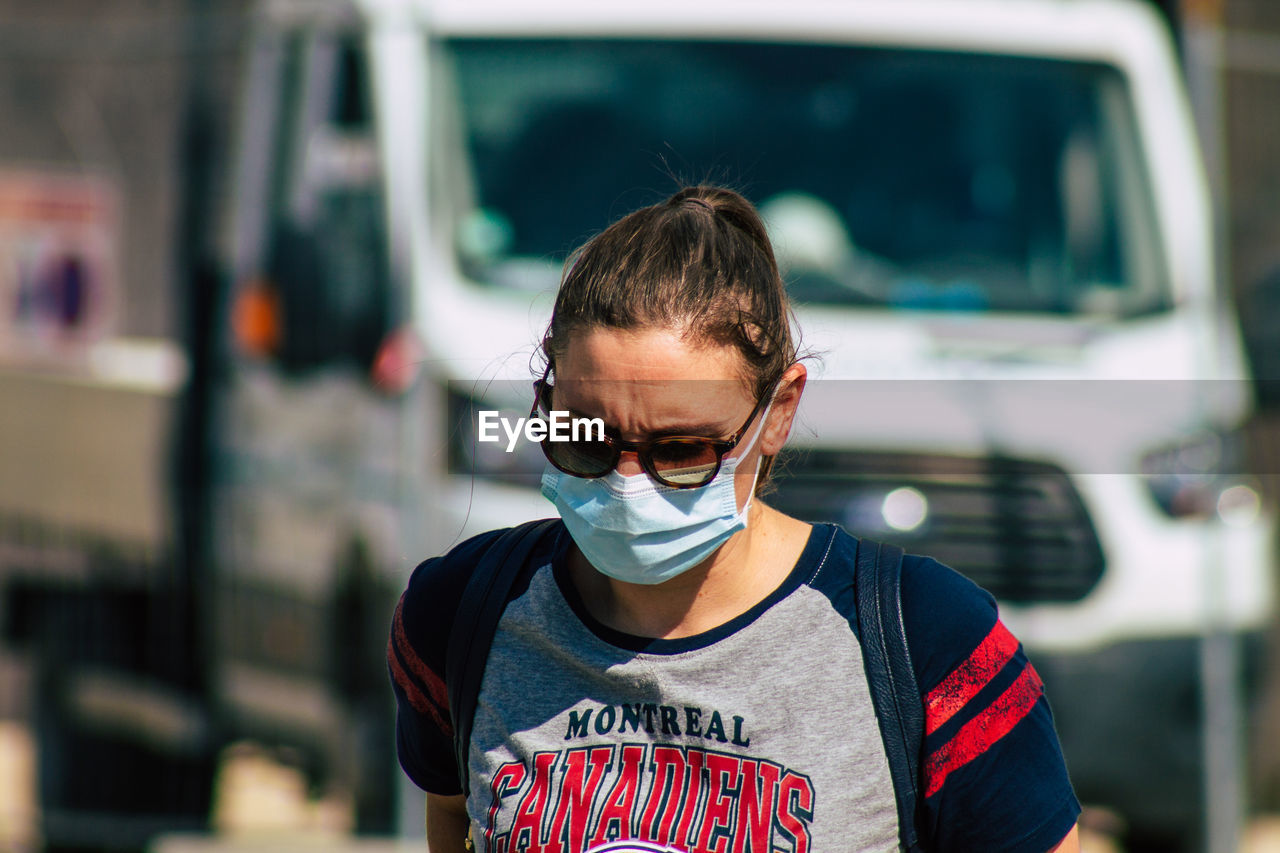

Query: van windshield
[442,38,1168,317]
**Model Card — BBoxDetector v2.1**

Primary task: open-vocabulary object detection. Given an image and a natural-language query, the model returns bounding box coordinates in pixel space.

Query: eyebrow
[646,421,733,439]
[551,404,731,440]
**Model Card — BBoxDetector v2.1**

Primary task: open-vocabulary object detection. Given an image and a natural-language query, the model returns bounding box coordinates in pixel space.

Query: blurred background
[1,0,1280,851]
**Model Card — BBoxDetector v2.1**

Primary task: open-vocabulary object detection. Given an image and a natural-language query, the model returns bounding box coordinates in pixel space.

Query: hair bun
[681,197,716,215]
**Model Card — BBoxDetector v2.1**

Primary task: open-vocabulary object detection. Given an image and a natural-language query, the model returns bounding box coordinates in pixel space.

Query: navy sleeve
[900,555,1081,853]
[387,527,507,795]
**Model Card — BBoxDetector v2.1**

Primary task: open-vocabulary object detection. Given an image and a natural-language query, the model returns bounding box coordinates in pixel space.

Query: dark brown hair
[541,185,796,400]
[540,185,799,491]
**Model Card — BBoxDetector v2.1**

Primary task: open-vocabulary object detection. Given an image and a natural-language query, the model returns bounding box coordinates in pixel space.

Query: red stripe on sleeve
[388,594,454,736]
[387,635,453,736]
[924,664,1044,798]
[924,620,1019,735]
[392,594,452,710]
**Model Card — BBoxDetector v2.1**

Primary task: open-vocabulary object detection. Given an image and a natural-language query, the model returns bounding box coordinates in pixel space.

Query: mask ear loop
[728,395,776,521]
[736,395,775,460]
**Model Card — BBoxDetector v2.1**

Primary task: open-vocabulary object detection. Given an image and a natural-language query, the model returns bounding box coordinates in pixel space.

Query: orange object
[231,278,282,357]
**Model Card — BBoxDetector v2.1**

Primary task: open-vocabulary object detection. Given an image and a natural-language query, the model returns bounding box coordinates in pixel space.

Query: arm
[898,556,1082,851]
[1049,823,1080,853]
[390,534,510,849]
[427,793,470,852]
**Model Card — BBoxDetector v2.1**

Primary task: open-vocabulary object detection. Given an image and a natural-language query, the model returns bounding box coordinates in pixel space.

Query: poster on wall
[0,169,121,366]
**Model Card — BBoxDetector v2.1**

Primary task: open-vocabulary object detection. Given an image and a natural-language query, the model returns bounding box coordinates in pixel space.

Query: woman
[389,186,1081,852]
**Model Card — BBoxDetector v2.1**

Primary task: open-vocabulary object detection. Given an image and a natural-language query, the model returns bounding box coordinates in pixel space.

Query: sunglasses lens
[537,385,612,477]
[649,439,720,487]
[535,383,726,487]
[545,434,615,477]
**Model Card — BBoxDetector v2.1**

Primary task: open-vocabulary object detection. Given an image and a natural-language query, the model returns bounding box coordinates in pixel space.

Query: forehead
[553,327,753,429]
[557,326,745,381]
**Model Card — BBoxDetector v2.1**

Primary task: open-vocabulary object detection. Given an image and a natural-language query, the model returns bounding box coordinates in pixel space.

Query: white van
[215,0,1272,845]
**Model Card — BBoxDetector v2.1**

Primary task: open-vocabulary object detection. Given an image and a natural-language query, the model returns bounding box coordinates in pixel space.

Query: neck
[569,503,811,639]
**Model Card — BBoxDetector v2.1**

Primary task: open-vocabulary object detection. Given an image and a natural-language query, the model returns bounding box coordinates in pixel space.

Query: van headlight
[1139,431,1260,523]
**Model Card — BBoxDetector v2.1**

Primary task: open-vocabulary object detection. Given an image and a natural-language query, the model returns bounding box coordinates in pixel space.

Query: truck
[202,0,1273,849]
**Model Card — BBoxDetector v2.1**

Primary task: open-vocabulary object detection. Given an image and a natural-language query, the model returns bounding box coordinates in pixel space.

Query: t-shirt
[388,522,1080,852]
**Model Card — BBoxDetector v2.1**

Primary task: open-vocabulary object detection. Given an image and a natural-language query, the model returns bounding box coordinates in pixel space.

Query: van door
[215,13,399,831]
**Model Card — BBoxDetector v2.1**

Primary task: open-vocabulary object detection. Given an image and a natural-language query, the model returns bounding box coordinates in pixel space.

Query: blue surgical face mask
[540,402,771,585]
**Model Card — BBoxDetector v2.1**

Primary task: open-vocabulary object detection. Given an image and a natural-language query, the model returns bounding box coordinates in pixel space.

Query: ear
[760,362,807,456]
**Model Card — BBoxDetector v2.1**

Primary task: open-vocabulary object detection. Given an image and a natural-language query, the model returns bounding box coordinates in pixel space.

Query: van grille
[768,451,1105,603]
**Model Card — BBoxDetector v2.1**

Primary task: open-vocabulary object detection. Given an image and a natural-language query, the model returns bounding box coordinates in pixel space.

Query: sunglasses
[531,367,773,489]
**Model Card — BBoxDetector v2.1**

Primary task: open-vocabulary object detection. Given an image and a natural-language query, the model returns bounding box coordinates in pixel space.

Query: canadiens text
[484,742,815,853]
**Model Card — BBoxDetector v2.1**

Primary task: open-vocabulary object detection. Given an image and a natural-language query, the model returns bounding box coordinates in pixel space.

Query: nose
[616,449,645,478]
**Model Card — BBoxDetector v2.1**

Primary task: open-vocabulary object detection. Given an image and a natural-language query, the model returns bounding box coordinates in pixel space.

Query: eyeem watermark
[477,410,605,452]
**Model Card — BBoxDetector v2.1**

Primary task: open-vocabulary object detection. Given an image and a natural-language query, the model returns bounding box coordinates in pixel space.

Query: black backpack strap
[855,537,927,851]
[445,518,560,794]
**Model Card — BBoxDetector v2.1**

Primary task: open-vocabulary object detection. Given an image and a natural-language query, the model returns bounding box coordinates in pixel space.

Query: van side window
[266,33,389,373]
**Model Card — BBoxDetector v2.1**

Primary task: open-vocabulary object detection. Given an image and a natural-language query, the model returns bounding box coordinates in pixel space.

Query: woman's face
[551,325,793,509]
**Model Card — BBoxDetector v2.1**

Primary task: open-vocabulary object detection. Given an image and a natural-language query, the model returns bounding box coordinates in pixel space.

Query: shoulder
[395,528,506,661]
[389,527,512,722]
[805,527,1011,722]
[396,522,561,658]
[396,520,565,657]
[399,527,510,623]
[807,527,1079,849]
[388,522,563,794]
[898,553,1000,693]
[802,524,996,678]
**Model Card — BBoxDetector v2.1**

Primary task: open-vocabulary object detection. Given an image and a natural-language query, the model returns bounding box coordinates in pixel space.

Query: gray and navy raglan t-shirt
[389,522,1080,852]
